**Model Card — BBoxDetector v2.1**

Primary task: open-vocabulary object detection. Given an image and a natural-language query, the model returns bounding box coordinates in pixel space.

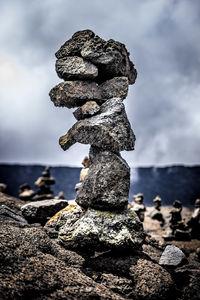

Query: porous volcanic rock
[55,29,136,84]
[73,101,100,120]
[59,98,135,152]
[81,36,137,84]
[56,56,98,80]
[76,148,130,210]
[58,208,144,251]
[0,219,125,300]
[21,199,68,224]
[49,77,129,108]
[55,29,95,59]
[100,76,129,100]
[49,80,101,108]
[85,253,174,300]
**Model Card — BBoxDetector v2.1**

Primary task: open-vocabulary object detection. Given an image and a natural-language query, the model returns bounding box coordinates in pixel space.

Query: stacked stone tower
[49,30,144,251]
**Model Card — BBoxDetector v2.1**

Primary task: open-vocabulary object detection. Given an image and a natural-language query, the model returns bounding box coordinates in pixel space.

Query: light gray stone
[59,98,135,152]
[76,148,130,210]
[59,208,144,251]
[159,245,186,267]
[56,56,98,80]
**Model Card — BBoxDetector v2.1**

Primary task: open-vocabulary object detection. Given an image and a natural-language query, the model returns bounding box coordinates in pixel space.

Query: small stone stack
[49,30,144,251]
[33,167,55,201]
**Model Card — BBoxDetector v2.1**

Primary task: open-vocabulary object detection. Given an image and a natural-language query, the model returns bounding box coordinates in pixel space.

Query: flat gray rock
[21,199,68,224]
[49,77,129,108]
[56,56,98,80]
[59,98,135,152]
[76,148,130,210]
[159,245,186,267]
[59,208,144,251]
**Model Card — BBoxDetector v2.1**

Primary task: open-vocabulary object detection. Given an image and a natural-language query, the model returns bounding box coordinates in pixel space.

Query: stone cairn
[49,30,144,251]
[33,167,55,201]
[130,193,146,222]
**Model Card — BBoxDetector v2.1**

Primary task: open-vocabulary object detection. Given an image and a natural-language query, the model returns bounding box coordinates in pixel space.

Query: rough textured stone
[56,56,98,80]
[129,258,174,300]
[45,203,83,230]
[100,77,128,100]
[159,245,186,267]
[55,30,136,85]
[73,101,100,120]
[97,273,134,298]
[58,208,144,251]
[49,80,101,108]
[76,148,130,210]
[85,253,173,300]
[49,77,129,109]
[55,29,95,59]
[81,36,137,84]
[59,98,135,152]
[0,219,125,300]
[0,204,28,223]
[21,199,68,224]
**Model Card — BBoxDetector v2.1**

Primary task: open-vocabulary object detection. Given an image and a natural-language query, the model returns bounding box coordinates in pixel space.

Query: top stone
[55,30,137,84]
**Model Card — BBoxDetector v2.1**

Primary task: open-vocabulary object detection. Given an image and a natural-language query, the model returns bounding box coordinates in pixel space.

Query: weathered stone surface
[159,245,186,267]
[97,273,134,298]
[76,148,130,210]
[56,56,98,80]
[73,101,100,120]
[129,258,174,299]
[0,219,125,300]
[49,80,101,108]
[59,98,135,152]
[55,30,136,85]
[55,29,95,59]
[49,77,129,109]
[45,203,83,229]
[21,199,68,224]
[100,77,128,100]
[59,208,144,251]
[85,253,173,300]
[81,36,137,84]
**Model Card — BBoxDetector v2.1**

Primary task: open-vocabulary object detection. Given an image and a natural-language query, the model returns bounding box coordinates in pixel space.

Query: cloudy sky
[0,0,200,167]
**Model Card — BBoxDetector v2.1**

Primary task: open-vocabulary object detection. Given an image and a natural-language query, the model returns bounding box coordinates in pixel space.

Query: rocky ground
[0,192,200,300]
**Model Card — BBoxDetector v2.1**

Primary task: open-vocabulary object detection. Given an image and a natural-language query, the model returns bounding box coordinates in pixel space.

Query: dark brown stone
[49,81,101,108]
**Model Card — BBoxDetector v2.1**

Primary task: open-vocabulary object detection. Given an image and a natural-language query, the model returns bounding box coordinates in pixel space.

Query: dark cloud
[0,0,199,166]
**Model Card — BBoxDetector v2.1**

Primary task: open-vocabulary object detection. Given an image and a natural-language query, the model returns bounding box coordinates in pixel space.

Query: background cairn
[49,30,144,251]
